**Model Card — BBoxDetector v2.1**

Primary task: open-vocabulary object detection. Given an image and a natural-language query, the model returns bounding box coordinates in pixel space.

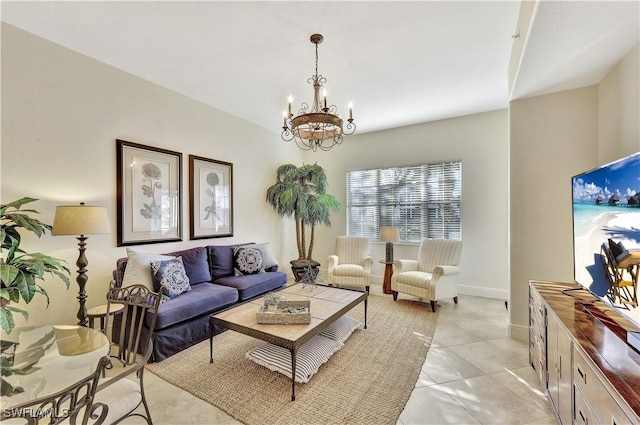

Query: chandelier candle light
[281,34,355,151]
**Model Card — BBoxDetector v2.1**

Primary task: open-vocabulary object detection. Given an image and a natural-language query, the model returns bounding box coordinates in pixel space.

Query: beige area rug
[146,295,437,425]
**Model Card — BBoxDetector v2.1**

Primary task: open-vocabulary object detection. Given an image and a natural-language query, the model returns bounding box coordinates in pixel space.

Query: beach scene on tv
[572,152,640,319]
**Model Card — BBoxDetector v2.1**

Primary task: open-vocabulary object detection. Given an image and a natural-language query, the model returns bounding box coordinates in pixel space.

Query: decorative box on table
[257,300,311,325]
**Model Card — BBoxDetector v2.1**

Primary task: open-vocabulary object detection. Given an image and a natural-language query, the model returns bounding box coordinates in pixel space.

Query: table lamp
[53,203,111,327]
[380,226,400,262]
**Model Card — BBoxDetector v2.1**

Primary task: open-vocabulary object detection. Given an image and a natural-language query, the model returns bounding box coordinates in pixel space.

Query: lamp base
[385,242,394,263]
[75,235,89,327]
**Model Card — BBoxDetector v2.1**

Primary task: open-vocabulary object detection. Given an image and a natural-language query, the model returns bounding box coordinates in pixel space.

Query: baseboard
[458,284,508,301]
[509,323,529,342]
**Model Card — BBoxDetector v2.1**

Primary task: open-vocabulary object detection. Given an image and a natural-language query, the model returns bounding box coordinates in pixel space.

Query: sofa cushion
[152,283,238,330]
[233,246,265,276]
[208,245,237,280]
[165,246,211,285]
[121,249,175,290]
[150,257,191,298]
[214,271,287,301]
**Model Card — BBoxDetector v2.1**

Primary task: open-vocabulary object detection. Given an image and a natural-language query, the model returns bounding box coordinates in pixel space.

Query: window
[346,161,462,242]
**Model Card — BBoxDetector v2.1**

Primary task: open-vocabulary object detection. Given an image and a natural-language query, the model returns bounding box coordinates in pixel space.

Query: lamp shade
[53,204,111,236]
[380,226,400,242]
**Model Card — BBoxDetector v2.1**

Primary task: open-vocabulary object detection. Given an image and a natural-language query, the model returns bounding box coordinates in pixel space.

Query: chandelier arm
[344,121,356,136]
[281,120,295,141]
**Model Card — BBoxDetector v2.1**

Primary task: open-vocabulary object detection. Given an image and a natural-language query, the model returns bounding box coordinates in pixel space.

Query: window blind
[346,161,461,242]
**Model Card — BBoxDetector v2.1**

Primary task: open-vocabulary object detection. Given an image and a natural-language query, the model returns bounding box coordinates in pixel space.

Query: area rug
[146,294,437,425]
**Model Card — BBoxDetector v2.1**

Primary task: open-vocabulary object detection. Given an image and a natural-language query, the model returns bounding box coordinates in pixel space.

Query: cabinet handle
[558,354,562,378]
[577,365,586,384]
[579,409,588,424]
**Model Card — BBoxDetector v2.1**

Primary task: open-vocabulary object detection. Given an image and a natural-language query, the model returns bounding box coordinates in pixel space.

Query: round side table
[86,303,124,332]
[379,260,395,294]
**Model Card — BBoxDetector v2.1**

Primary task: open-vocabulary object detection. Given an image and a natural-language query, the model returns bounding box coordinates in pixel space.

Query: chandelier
[281,34,356,151]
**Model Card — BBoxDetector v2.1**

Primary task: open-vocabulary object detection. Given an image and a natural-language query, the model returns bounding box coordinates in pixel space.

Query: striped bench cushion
[319,315,361,343]
[245,335,341,383]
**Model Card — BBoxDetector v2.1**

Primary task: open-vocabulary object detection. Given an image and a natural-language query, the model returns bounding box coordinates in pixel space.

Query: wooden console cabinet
[529,281,640,425]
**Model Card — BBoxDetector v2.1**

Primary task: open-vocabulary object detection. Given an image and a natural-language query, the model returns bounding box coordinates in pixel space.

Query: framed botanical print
[189,155,233,239]
[116,139,182,246]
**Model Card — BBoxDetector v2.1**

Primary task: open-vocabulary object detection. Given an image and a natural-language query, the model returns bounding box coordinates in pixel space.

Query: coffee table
[209,283,367,401]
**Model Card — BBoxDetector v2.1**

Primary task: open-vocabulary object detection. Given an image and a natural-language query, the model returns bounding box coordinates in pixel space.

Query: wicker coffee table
[209,283,367,401]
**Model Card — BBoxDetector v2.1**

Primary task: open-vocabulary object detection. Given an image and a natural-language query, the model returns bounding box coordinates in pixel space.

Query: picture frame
[116,139,183,246]
[189,155,233,239]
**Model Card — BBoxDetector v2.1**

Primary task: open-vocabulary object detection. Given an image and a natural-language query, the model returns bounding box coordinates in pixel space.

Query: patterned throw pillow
[150,256,191,299]
[233,247,265,276]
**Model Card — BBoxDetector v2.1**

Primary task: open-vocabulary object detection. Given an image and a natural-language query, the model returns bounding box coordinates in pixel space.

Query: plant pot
[290,260,320,282]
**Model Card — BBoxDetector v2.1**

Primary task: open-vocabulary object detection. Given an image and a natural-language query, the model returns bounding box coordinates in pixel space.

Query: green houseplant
[0,197,70,334]
[266,163,341,275]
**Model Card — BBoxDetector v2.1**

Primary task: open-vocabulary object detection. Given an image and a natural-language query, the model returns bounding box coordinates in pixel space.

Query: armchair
[327,236,373,292]
[95,284,163,425]
[391,238,462,312]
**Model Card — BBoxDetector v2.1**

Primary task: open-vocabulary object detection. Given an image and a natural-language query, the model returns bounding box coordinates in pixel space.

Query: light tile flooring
[140,290,556,425]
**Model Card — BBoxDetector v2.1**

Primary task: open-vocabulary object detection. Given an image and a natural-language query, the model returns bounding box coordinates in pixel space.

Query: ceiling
[1,1,638,135]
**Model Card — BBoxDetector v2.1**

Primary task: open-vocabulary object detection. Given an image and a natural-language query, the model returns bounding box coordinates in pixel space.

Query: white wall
[598,42,640,161]
[1,23,302,327]
[306,109,510,300]
[508,43,640,341]
[509,87,599,340]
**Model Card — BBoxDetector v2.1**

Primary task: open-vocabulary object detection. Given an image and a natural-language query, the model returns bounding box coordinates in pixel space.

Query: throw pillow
[150,257,191,299]
[121,249,175,291]
[249,242,279,269]
[233,247,265,276]
[165,246,211,284]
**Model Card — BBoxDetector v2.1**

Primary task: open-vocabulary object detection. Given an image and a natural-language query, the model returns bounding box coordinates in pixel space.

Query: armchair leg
[453,296,458,304]
[430,300,436,312]
[392,291,398,301]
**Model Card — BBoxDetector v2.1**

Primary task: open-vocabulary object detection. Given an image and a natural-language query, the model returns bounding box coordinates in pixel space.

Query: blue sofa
[111,243,287,362]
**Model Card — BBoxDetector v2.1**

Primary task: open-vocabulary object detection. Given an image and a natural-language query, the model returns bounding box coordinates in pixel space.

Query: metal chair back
[0,356,110,425]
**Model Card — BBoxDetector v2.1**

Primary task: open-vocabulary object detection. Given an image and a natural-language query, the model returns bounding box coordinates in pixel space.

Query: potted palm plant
[266,163,341,280]
[0,197,70,334]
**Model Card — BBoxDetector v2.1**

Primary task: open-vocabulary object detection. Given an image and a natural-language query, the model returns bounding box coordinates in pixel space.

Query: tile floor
[139,289,556,425]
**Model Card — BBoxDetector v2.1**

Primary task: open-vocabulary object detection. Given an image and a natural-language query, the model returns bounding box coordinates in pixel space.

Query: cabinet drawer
[573,347,632,425]
[575,386,597,425]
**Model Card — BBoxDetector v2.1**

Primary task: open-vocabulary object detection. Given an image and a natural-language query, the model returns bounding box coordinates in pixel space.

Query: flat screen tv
[572,151,640,327]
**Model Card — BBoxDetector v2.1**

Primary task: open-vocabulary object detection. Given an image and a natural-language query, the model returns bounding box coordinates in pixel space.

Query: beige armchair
[327,236,373,292]
[391,238,462,311]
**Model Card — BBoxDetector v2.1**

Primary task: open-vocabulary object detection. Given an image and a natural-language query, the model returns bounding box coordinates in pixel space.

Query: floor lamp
[53,203,111,327]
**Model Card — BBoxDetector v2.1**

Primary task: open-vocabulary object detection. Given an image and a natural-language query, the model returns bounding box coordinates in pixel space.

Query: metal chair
[95,284,163,425]
[1,356,110,425]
